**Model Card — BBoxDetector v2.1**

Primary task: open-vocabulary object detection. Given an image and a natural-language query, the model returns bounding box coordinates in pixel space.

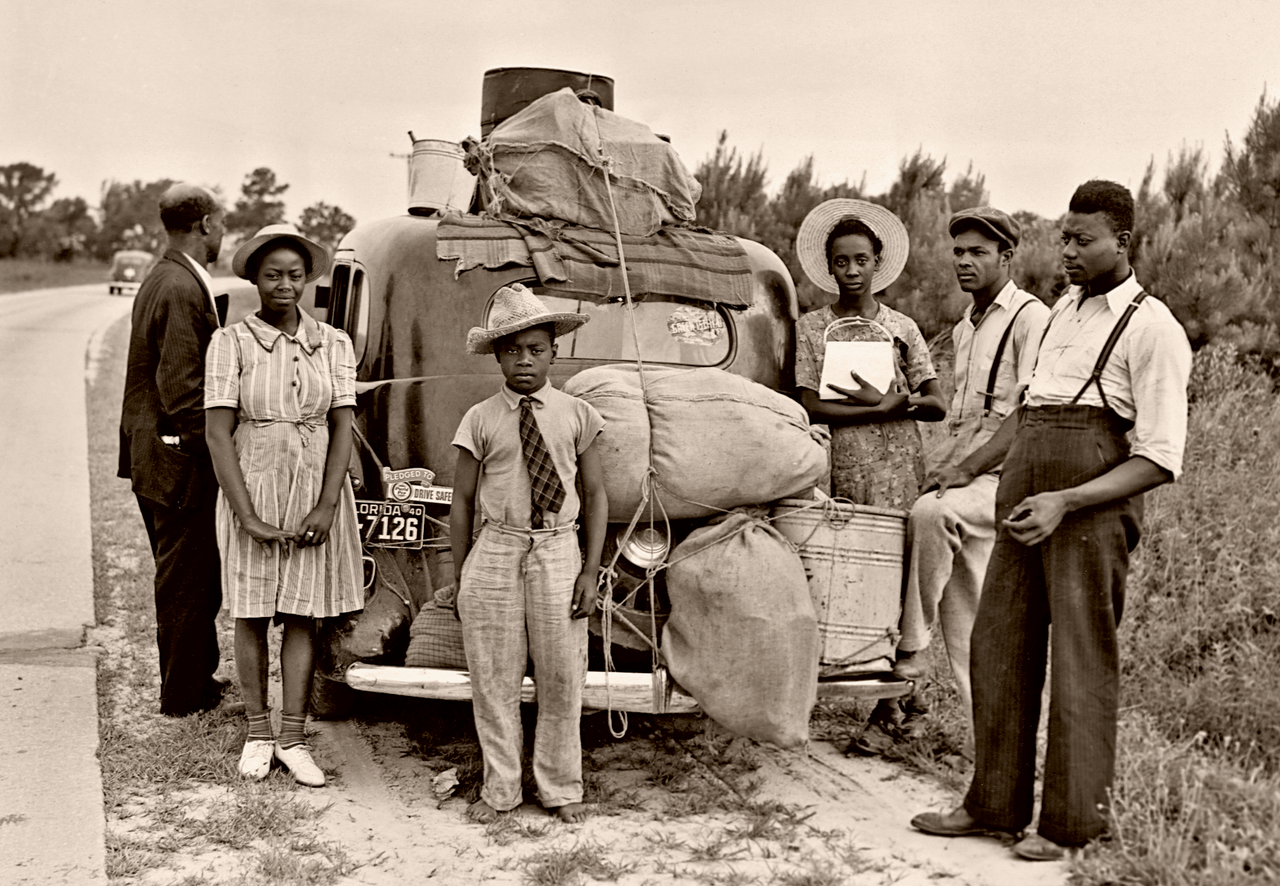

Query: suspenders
[1068,290,1149,409]
[981,299,1035,416]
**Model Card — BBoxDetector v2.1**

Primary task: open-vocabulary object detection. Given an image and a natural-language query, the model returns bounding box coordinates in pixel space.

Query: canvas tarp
[469,88,702,237]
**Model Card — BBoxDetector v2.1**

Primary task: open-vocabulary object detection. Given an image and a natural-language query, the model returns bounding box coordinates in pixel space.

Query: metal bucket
[481,66,614,136]
[770,498,906,666]
[406,139,475,216]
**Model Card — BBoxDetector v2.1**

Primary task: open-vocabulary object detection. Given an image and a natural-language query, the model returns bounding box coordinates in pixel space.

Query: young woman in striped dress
[205,224,363,786]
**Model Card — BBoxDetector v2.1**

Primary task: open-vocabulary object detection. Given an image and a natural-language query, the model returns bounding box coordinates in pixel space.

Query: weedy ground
[1068,344,1280,884]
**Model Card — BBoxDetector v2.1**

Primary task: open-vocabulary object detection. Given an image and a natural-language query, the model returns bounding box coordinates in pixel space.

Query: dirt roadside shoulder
[85,308,1065,886]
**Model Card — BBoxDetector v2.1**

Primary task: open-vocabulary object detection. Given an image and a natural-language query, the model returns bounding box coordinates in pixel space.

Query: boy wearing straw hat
[896,208,1049,745]
[449,283,608,824]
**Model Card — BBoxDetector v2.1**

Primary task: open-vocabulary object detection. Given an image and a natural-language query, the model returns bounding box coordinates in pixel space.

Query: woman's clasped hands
[240,501,336,549]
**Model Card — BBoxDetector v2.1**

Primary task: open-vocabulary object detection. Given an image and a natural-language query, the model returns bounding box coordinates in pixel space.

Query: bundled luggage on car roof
[465,88,702,236]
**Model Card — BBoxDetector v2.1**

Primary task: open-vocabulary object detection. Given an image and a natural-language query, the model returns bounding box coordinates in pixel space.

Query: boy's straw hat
[232,224,330,283]
[796,199,909,294]
[466,283,590,355]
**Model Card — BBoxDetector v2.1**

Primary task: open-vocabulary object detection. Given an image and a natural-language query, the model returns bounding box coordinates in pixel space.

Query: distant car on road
[107,250,155,295]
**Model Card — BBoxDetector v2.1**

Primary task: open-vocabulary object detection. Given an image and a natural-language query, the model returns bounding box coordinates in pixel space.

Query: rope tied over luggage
[590,107,833,736]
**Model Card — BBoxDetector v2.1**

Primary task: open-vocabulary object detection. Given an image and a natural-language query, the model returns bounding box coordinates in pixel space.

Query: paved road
[0,284,134,884]
[0,276,272,883]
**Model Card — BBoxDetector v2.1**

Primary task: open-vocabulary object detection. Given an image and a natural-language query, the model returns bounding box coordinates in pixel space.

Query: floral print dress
[795,303,937,510]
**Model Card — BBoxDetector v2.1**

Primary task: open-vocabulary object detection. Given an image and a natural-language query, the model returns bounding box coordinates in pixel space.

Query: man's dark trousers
[963,405,1141,847]
[118,252,226,716]
[136,491,222,716]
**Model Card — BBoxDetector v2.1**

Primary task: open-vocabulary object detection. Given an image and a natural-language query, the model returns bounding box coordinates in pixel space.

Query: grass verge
[1073,345,1280,883]
[86,313,350,884]
[0,256,110,294]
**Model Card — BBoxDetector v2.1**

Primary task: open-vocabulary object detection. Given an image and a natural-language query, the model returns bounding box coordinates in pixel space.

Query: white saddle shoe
[274,742,325,787]
[238,739,274,780]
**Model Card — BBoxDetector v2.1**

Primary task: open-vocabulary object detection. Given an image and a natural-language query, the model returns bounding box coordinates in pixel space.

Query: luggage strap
[981,299,1035,416]
[1069,290,1149,409]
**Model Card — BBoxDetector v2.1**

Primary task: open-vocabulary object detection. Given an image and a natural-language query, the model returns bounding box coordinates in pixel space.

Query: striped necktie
[519,396,566,529]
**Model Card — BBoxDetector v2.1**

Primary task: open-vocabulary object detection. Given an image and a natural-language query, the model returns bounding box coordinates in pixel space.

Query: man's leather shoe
[1013,832,1068,861]
[911,807,1004,838]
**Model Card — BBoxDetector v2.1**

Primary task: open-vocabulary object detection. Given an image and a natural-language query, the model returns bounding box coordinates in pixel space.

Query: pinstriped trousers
[964,406,1142,847]
[458,523,587,812]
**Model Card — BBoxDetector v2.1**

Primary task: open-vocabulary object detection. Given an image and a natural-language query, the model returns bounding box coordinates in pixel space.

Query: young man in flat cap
[912,181,1191,860]
[894,208,1048,749]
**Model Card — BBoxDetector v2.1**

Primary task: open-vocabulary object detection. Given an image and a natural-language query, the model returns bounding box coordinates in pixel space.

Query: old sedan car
[107,250,155,295]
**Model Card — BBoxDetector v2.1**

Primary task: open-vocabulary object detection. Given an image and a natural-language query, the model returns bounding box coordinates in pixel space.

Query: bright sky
[4,0,1279,229]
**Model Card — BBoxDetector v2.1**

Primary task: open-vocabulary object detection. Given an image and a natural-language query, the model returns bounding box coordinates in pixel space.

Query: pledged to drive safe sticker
[382,466,452,505]
[666,304,725,346]
[382,466,435,486]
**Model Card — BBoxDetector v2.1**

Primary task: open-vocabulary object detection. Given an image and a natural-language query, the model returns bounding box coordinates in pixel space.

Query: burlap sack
[562,365,827,522]
[662,512,819,747]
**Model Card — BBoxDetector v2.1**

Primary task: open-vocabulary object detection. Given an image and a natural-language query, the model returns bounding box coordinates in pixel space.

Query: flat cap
[948,206,1021,248]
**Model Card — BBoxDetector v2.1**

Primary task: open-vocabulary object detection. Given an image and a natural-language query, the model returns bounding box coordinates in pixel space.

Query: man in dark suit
[119,183,230,716]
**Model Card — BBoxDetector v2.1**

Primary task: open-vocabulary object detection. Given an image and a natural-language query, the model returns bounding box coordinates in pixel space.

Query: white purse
[818,316,896,400]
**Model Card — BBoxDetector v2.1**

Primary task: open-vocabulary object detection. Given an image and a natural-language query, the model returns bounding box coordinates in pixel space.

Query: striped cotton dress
[205,311,363,619]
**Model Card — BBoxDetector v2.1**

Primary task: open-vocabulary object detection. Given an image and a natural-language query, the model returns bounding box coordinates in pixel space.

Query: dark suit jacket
[118,250,227,510]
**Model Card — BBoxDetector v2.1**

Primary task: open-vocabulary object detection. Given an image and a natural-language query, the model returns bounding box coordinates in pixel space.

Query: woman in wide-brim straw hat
[793,199,946,510]
[205,224,364,787]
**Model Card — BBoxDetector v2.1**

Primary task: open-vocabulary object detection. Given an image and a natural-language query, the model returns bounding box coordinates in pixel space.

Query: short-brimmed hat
[796,199,910,295]
[948,206,1021,249]
[232,224,330,283]
[466,283,590,355]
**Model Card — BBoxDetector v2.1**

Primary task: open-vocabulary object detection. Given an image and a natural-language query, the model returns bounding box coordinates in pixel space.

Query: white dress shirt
[179,252,221,327]
[1026,273,1192,478]
[932,281,1050,472]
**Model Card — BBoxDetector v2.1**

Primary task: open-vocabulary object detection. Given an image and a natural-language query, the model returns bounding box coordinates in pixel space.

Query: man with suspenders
[889,208,1049,753]
[911,181,1192,860]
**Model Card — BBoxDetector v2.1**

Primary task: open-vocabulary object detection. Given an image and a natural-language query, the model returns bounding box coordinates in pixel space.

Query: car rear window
[487,290,732,366]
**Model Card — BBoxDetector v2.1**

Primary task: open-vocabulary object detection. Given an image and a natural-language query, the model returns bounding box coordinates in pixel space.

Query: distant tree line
[693,89,1280,366]
[0,164,355,264]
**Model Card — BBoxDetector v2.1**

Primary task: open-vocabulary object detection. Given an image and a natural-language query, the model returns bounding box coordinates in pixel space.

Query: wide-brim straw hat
[466,283,590,355]
[232,224,330,283]
[796,199,910,294]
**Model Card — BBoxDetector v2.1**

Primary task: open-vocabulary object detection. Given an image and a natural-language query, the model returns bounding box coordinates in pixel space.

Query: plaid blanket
[436,214,754,308]
[404,606,467,669]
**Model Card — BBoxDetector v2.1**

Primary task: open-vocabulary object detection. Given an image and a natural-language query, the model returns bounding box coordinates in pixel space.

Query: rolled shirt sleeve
[451,406,483,462]
[1126,312,1192,479]
[576,401,606,454]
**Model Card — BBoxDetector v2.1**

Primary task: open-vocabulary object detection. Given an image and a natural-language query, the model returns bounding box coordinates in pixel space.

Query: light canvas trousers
[899,471,1000,733]
[458,523,587,812]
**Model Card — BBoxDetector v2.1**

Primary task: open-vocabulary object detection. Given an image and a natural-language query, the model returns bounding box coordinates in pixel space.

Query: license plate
[355,500,427,549]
